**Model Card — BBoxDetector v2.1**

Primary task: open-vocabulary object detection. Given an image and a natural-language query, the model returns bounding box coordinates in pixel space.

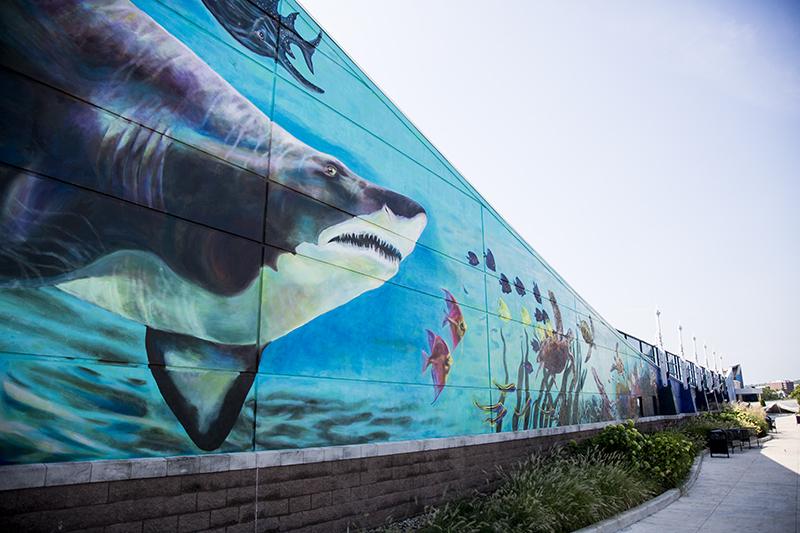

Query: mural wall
[0,0,664,465]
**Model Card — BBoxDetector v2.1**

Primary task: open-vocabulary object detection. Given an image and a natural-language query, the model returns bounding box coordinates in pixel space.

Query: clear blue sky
[300,0,800,385]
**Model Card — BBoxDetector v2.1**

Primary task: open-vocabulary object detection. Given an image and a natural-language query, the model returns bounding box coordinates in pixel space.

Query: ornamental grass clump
[377,422,700,533]
[396,449,658,533]
[679,413,740,449]
[686,403,769,439]
[730,403,769,437]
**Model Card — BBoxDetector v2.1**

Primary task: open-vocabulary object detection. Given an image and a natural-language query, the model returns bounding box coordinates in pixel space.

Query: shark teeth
[328,232,402,262]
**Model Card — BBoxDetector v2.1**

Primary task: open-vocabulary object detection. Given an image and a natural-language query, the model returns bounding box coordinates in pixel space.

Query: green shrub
[590,421,695,490]
[590,419,645,461]
[638,431,695,489]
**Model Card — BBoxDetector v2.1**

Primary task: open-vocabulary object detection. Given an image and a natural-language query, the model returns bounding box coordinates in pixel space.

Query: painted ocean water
[0,0,661,465]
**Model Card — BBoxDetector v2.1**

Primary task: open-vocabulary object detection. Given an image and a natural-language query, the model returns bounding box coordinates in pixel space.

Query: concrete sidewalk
[620,414,799,533]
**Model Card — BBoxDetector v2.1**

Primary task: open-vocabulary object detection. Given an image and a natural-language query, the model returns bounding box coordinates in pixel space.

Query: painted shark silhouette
[201,0,325,93]
[0,0,426,450]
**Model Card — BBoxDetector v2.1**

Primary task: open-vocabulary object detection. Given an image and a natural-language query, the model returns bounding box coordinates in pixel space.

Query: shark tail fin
[145,327,259,451]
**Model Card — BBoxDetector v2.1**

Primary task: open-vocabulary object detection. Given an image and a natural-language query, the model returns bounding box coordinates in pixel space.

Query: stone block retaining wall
[0,415,694,533]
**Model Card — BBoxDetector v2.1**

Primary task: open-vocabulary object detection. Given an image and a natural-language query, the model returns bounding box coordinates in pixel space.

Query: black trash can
[709,429,730,458]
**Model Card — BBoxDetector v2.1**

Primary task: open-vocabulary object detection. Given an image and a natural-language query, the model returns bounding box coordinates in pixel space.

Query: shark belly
[55,250,260,346]
[260,247,386,343]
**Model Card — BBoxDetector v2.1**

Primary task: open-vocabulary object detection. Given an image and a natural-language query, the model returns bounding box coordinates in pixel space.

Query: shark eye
[256,29,265,41]
[323,164,338,177]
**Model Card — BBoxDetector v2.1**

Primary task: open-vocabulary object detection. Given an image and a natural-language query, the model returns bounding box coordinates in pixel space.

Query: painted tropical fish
[442,288,467,348]
[513,276,526,296]
[466,251,480,266]
[520,306,533,326]
[532,281,542,304]
[422,329,453,403]
[474,400,507,425]
[0,0,427,451]
[499,273,512,294]
[534,308,550,324]
[474,400,504,412]
[497,298,512,322]
[485,249,496,271]
[202,0,324,93]
[486,405,508,425]
[493,380,517,393]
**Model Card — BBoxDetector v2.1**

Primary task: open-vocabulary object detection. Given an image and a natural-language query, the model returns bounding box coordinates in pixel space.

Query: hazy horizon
[300,0,799,384]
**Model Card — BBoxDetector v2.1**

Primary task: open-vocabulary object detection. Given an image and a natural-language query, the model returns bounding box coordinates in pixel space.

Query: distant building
[768,380,795,394]
[729,364,761,402]
[736,387,761,403]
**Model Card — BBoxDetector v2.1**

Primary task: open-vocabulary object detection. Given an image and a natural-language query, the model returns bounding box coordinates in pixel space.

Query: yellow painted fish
[486,405,508,425]
[474,400,504,412]
[520,306,533,326]
[498,297,512,322]
[493,380,517,392]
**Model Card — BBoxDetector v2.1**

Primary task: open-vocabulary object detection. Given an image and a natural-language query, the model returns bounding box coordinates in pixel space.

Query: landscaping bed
[374,404,769,533]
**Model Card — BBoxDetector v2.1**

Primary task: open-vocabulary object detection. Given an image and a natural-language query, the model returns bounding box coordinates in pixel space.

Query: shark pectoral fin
[145,328,259,451]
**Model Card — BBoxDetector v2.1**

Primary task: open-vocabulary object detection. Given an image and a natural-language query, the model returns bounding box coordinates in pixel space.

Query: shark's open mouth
[328,232,402,262]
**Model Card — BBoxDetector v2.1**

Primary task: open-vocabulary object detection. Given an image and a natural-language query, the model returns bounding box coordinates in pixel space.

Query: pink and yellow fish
[442,289,467,348]
[422,329,453,403]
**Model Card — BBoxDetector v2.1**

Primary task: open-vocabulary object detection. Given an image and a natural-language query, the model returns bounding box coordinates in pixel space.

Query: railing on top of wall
[617,329,728,395]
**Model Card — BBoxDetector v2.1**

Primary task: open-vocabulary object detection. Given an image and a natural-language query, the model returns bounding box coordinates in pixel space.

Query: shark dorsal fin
[145,328,259,451]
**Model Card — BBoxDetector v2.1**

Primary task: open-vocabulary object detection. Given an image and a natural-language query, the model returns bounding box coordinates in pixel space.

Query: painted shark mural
[0,0,677,465]
[0,0,425,452]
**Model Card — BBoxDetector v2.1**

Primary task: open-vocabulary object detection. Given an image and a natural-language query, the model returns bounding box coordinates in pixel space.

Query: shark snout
[364,186,426,221]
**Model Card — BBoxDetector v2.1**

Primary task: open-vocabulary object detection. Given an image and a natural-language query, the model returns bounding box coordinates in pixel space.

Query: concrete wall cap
[0,412,696,491]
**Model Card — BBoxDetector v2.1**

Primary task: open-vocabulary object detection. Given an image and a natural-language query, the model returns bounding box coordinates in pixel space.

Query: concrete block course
[45,461,92,486]
[0,414,694,532]
[0,464,45,491]
[91,460,133,482]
